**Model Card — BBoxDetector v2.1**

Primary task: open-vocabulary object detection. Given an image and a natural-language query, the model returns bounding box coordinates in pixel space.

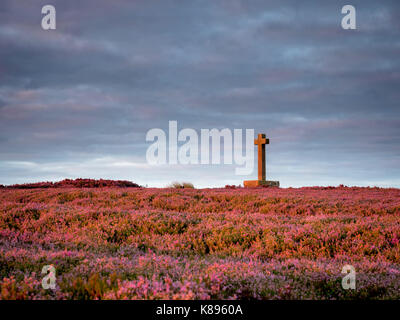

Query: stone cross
[243,132,279,188]
[254,133,269,181]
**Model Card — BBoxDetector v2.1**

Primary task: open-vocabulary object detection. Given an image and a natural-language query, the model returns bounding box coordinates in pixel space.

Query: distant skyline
[1,0,400,188]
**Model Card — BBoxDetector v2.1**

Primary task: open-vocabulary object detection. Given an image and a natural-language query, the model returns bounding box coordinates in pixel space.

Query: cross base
[243,180,280,188]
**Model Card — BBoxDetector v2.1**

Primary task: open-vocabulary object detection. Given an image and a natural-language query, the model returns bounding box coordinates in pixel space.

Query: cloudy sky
[0,0,399,188]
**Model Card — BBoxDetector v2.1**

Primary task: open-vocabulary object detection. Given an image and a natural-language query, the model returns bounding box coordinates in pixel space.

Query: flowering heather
[1,186,400,300]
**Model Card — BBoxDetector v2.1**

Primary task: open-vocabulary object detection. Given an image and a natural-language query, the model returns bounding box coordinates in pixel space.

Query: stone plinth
[244,180,280,188]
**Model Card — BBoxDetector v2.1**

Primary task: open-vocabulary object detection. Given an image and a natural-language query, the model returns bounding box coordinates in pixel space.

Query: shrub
[225,185,241,189]
[5,178,141,189]
[167,182,195,189]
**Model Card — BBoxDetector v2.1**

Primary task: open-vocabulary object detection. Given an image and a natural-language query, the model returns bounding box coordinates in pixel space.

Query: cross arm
[254,138,269,145]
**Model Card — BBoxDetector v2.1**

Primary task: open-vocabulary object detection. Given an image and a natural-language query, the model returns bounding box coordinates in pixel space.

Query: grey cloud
[0,0,399,187]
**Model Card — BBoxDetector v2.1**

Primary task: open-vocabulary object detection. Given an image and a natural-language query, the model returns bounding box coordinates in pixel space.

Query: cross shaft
[254,133,269,181]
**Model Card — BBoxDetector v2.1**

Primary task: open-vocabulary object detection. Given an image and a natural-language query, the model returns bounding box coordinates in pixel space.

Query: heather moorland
[1,184,400,299]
